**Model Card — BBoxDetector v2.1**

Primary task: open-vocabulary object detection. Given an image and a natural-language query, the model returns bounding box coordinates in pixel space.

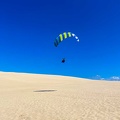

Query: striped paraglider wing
[54,32,79,47]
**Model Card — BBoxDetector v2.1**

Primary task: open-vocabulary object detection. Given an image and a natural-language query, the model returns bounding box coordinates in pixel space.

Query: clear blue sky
[0,0,120,79]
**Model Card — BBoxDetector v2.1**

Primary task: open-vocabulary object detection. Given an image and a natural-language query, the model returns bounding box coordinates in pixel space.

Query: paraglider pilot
[61,58,65,63]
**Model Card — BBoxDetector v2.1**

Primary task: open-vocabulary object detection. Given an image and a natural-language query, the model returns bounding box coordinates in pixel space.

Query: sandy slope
[0,72,120,120]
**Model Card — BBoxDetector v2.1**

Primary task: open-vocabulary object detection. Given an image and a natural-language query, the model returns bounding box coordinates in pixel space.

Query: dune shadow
[34,90,57,92]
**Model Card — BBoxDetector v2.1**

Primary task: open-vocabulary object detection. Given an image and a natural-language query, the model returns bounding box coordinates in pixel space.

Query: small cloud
[91,75,120,81]
[91,75,104,80]
[109,76,120,81]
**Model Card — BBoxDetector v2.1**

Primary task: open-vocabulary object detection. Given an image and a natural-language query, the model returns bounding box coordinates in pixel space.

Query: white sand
[0,71,120,120]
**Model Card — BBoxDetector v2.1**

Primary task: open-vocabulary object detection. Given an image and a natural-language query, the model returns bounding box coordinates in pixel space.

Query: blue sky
[0,0,120,79]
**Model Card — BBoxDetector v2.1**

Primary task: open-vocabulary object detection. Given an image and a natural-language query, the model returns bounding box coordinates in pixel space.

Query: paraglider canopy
[54,32,80,63]
[54,32,79,47]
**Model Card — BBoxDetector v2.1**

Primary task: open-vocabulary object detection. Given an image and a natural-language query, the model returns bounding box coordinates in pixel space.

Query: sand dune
[0,72,120,120]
